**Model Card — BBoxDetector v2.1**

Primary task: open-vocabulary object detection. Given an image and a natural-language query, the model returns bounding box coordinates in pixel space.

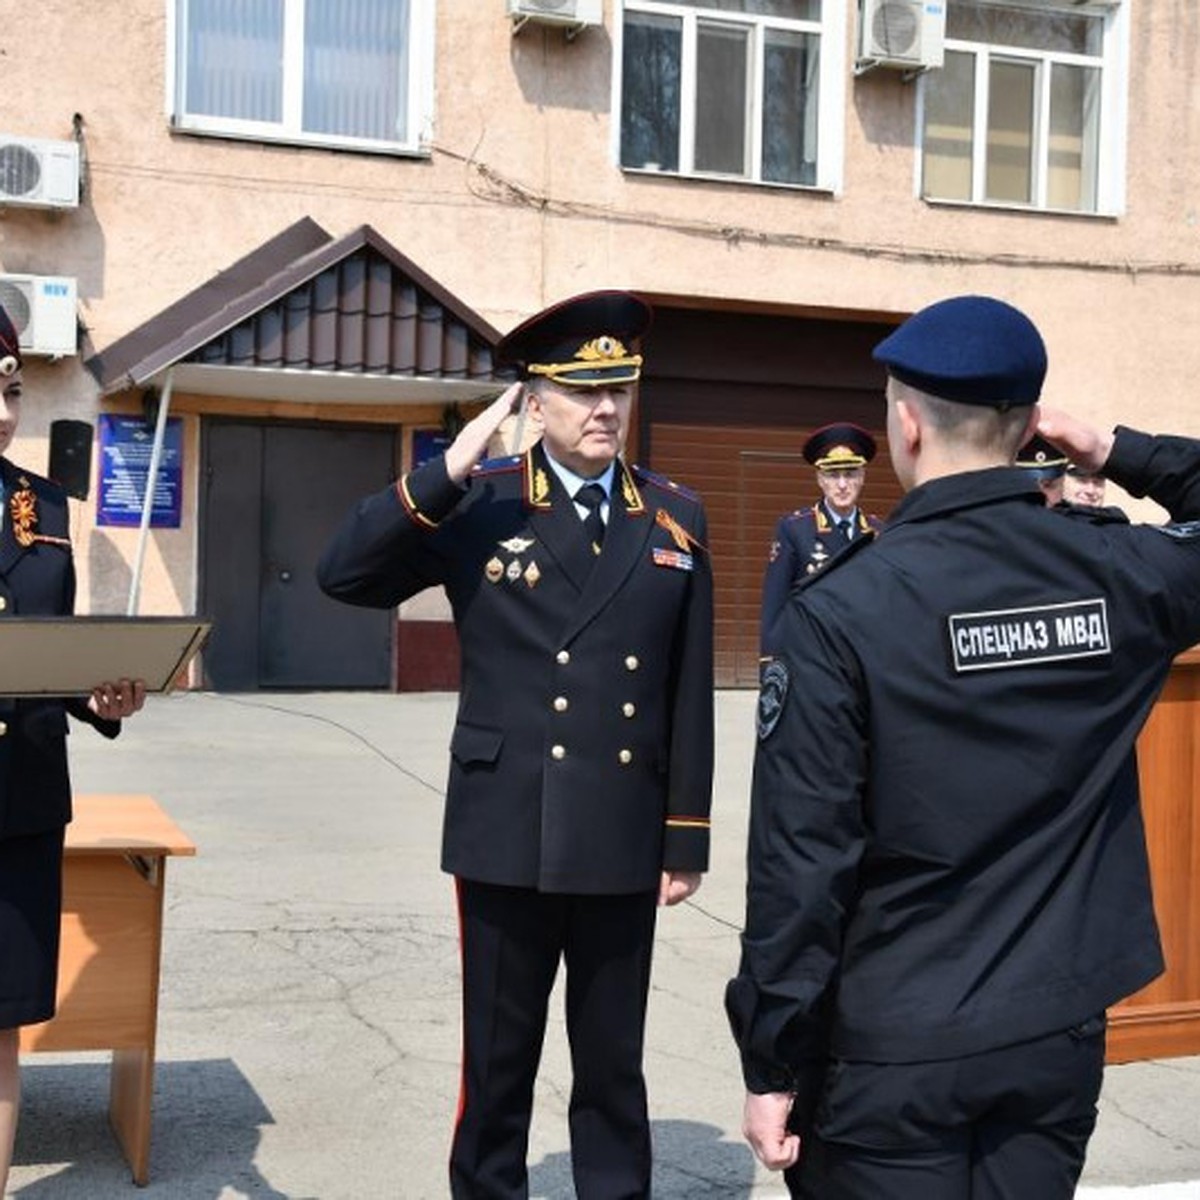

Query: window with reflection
[921,1,1119,214]
[620,1,835,188]
[173,0,434,154]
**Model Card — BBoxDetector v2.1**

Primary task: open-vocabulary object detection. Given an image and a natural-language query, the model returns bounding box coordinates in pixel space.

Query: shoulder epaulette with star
[630,464,701,502]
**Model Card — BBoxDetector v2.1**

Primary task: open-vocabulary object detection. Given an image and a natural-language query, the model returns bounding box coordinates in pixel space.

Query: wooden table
[1108,648,1200,1062]
[18,794,196,1185]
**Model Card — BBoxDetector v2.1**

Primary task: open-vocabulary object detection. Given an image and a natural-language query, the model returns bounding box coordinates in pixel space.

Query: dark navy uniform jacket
[760,504,884,654]
[317,440,714,895]
[729,427,1200,1094]
[0,459,119,839]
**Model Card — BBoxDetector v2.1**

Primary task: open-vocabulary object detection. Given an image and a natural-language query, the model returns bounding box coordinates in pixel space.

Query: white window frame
[915,0,1128,217]
[613,1,847,194]
[164,0,436,157]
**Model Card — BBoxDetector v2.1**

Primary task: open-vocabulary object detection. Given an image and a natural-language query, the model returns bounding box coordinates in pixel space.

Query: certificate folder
[0,616,211,697]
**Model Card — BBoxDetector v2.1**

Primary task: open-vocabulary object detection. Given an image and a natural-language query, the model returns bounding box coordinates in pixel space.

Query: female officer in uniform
[0,305,145,1191]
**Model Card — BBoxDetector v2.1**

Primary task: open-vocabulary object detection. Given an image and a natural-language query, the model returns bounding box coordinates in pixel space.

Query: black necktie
[838,518,853,542]
[576,483,606,553]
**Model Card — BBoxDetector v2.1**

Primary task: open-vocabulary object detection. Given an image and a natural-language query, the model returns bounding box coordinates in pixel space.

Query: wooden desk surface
[67,793,197,858]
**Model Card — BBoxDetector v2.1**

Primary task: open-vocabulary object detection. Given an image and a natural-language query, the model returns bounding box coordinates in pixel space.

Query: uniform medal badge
[523,560,541,588]
[500,536,535,554]
[506,559,523,582]
[654,508,693,552]
[485,557,504,583]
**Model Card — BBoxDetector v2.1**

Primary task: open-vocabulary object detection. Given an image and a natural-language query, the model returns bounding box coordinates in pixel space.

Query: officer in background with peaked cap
[1016,432,1070,504]
[319,289,713,1199]
[728,293,1200,1198]
[760,421,884,654]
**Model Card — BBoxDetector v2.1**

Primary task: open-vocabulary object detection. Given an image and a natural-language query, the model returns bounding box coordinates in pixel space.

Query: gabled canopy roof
[86,218,507,403]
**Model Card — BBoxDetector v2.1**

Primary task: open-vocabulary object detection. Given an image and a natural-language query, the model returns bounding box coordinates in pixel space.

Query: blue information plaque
[96,414,183,528]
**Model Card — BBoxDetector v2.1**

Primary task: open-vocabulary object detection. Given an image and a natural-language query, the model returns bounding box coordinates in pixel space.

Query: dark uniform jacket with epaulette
[729,427,1200,1095]
[317,440,714,894]
[760,503,884,654]
[0,459,119,839]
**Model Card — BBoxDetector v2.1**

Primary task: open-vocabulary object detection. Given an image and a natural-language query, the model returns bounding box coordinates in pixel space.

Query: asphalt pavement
[6,690,1199,1198]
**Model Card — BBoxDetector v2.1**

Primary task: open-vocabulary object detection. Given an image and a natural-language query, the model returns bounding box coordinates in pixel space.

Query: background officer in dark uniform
[726,294,1200,1199]
[0,305,145,1193]
[318,290,714,1199]
[760,423,883,654]
[1016,431,1070,504]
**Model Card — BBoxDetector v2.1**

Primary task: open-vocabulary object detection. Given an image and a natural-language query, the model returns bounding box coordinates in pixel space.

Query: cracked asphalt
[6,691,1199,1198]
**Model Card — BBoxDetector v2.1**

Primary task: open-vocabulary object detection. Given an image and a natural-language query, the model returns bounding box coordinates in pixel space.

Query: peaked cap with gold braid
[802,422,877,471]
[0,304,22,378]
[496,289,650,388]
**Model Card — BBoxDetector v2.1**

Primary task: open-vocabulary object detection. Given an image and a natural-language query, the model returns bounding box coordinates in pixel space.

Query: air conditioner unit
[0,275,78,357]
[507,0,603,35]
[858,0,945,72]
[0,135,80,210]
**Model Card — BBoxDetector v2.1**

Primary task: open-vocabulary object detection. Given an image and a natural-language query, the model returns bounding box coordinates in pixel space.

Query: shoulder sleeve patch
[757,659,789,740]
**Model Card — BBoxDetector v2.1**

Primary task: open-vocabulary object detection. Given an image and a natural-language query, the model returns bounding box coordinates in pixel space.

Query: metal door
[202,421,396,689]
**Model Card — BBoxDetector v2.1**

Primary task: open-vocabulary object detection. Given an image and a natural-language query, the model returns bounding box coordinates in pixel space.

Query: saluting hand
[743,1090,801,1172]
[444,383,526,485]
[1036,408,1115,475]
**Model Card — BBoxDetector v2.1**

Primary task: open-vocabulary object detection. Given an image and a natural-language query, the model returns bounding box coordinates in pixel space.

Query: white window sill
[168,120,431,161]
[621,164,834,197]
[922,195,1121,221]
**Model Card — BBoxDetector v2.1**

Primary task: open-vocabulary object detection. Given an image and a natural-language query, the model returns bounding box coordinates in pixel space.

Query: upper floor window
[920,1,1127,215]
[169,0,435,154]
[617,1,846,191]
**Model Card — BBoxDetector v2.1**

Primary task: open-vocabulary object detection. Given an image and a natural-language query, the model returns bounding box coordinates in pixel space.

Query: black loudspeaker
[48,419,94,500]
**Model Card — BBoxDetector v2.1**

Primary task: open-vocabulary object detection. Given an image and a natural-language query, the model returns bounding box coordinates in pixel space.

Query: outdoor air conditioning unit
[507,0,603,36]
[0,135,80,210]
[858,0,946,72]
[0,274,78,357]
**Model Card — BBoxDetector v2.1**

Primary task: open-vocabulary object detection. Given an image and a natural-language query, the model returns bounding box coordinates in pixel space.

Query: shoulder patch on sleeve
[1152,520,1200,540]
[757,659,789,740]
[631,464,701,502]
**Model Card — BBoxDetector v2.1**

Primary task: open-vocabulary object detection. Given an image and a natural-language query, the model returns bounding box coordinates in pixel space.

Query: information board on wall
[96,414,183,528]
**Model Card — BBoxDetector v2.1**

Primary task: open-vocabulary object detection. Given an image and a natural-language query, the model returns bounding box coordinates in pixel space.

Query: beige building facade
[1,1,1198,689]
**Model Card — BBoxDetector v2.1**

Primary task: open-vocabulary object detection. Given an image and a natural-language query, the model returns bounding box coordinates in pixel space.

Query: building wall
[2,1,1199,635]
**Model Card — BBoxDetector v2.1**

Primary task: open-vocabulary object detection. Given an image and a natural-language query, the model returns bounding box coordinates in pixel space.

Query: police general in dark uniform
[0,305,145,1192]
[318,290,714,1199]
[726,294,1200,1199]
[760,423,883,655]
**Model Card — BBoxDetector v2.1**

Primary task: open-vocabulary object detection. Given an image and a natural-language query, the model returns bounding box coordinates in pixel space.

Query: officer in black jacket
[727,294,1200,1199]
[0,305,145,1193]
[318,290,714,1199]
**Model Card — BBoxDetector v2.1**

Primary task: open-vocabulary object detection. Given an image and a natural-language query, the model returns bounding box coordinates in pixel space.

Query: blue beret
[873,295,1046,407]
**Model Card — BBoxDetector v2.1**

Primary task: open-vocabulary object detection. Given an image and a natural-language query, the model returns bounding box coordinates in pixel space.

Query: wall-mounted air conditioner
[0,275,78,357]
[508,0,603,36]
[0,135,80,210]
[858,0,945,73]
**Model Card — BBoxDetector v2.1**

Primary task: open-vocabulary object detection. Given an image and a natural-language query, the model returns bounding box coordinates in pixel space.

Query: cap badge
[576,335,628,363]
[0,355,18,378]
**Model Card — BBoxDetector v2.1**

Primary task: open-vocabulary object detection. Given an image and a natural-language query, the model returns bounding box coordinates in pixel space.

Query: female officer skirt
[0,828,65,1029]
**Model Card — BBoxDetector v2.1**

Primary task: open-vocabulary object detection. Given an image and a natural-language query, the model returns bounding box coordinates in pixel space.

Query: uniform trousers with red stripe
[450,878,659,1200]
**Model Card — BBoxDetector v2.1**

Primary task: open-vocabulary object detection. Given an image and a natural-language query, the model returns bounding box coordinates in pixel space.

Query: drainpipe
[126,367,173,616]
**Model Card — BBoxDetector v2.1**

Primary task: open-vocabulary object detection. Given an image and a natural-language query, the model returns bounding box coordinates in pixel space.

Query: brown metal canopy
[86,218,506,402]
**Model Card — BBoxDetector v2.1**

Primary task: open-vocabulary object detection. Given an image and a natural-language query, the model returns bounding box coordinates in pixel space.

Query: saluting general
[728,294,1200,1199]
[317,290,714,1200]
